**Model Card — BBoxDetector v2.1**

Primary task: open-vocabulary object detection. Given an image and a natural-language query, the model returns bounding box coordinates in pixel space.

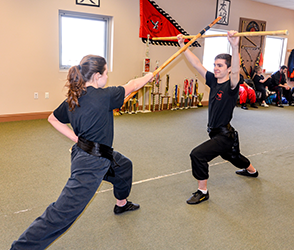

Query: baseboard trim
[0,112,52,123]
[0,101,208,123]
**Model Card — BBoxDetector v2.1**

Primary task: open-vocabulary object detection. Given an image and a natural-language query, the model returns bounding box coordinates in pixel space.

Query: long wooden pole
[124,16,221,104]
[152,30,288,41]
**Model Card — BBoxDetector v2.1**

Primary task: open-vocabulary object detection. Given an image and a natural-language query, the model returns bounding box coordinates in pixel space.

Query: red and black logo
[147,14,163,34]
[215,90,224,101]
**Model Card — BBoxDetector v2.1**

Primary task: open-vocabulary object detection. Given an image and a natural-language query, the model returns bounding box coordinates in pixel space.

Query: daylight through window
[59,10,112,70]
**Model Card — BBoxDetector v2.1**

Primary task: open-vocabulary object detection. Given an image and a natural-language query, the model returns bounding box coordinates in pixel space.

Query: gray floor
[1,105,294,249]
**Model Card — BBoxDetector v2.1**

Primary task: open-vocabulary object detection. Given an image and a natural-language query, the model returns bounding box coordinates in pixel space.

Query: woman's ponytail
[65,55,107,111]
[66,65,85,111]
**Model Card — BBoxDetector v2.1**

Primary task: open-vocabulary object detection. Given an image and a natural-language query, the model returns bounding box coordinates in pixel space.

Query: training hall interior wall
[0,0,293,118]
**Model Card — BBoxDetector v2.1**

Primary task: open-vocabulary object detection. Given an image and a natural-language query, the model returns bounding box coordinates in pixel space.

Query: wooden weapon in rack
[123,16,222,104]
[240,57,251,79]
[188,78,194,108]
[183,78,189,109]
[143,34,151,73]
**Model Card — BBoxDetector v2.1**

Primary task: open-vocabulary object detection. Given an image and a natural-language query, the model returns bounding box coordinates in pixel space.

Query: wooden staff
[124,16,221,104]
[152,30,288,41]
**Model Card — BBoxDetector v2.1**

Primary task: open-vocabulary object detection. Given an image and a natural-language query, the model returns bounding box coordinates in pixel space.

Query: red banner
[139,0,200,47]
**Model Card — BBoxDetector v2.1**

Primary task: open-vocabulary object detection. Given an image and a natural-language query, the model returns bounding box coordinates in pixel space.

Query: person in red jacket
[239,78,258,110]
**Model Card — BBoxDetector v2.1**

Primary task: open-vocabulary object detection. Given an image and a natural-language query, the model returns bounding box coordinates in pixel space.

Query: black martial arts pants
[272,86,292,104]
[190,126,250,180]
[11,144,133,250]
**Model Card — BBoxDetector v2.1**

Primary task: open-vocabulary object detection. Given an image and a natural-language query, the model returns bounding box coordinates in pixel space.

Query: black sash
[207,124,240,159]
[207,123,234,138]
[77,137,115,176]
[77,136,113,161]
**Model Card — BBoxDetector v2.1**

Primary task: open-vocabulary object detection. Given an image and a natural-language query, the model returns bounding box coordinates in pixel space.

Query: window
[59,10,113,70]
[263,36,287,74]
[202,29,230,72]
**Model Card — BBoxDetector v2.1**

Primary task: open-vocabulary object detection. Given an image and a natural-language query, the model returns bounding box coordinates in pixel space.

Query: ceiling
[251,0,294,11]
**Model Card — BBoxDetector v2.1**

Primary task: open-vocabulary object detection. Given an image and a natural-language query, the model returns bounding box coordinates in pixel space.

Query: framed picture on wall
[76,0,100,7]
[215,0,230,25]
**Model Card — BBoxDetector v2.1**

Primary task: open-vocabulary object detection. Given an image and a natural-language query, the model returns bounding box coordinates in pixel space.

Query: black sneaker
[236,169,259,177]
[250,103,258,108]
[186,190,209,205]
[241,104,248,110]
[114,200,140,214]
[276,103,284,108]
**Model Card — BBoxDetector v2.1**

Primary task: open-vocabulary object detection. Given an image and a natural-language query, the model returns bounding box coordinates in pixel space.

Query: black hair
[215,53,232,68]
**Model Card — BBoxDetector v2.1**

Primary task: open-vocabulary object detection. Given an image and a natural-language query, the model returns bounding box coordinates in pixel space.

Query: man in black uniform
[177,31,258,205]
[270,65,292,107]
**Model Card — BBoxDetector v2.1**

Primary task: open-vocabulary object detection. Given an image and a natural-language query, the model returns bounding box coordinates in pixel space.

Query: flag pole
[124,16,221,104]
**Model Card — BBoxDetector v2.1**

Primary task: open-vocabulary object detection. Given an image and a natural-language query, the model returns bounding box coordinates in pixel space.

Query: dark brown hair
[65,55,107,111]
[280,65,287,70]
[254,66,262,72]
[214,53,232,68]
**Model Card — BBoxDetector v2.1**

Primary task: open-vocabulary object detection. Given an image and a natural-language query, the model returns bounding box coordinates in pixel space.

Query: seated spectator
[252,66,271,107]
[270,65,292,107]
[239,79,258,110]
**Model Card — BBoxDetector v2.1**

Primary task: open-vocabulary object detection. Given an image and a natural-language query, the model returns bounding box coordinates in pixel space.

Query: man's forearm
[230,47,240,89]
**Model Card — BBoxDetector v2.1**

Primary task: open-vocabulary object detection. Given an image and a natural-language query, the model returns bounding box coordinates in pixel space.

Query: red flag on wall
[259,52,263,66]
[139,0,200,47]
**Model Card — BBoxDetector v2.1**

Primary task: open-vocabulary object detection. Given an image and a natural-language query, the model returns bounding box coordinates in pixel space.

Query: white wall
[0,0,293,115]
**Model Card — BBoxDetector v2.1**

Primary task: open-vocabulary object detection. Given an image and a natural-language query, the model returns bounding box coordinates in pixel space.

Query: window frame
[263,36,288,74]
[59,10,113,71]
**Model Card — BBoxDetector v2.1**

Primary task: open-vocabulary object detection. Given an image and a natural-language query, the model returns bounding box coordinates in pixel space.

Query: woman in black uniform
[11,55,153,250]
[252,66,271,107]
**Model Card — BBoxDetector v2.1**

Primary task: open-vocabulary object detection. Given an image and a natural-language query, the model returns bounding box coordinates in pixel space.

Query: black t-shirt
[54,86,125,147]
[253,74,264,89]
[206,71,240,129]
[271,71,287,87]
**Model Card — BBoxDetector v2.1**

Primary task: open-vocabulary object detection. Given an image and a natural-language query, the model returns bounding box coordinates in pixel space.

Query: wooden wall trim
[0,112,52,123]
[0,101,208,123]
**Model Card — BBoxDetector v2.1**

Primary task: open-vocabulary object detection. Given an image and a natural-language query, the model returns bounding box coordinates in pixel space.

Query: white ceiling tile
[251,0,294,11]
